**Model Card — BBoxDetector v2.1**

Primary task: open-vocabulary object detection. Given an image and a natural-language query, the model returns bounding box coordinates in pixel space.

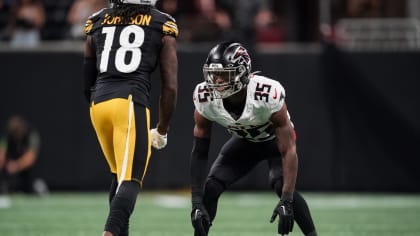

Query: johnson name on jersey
[193,75,286,142]
[84,7,178,37]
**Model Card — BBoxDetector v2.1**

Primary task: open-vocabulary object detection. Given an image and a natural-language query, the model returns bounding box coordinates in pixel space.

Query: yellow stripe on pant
[90,95,151,189]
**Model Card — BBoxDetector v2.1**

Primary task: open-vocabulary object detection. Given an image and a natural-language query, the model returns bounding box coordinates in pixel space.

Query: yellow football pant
[90,96,151,188]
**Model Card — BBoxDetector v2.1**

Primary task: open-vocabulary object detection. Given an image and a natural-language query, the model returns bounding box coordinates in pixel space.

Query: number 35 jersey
[193,75,287,142]
[84,7,178,107]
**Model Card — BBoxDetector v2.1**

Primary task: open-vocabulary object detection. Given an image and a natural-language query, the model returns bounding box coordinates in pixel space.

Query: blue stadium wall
[0,44,419,192]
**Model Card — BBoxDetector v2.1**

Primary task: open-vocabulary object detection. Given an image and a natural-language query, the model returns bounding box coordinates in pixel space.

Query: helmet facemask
[203,42,252,99]
[203,63,247,99]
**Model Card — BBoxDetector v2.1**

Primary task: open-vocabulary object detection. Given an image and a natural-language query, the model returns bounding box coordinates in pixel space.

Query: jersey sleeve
[153,10,179,38]
[84,18,94,35]
[84,8,106,35]
[193,82,212,120]
[162,18,178,38]
[267,79,286,114]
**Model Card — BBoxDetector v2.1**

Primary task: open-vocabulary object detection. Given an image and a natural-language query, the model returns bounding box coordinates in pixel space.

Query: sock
[203,178,225,221]
[108,174,118,204]
[293,191,317,235]
[104,181,140,235]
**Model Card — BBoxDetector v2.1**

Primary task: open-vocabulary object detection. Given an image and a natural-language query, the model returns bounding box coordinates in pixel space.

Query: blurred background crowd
[0,0,419,49]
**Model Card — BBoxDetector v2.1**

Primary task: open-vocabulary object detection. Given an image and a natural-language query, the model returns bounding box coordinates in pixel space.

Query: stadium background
[0,43,419,193]
[0,0,419,193]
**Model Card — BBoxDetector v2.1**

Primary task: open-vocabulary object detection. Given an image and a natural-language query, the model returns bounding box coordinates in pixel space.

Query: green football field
[0,191,419,236]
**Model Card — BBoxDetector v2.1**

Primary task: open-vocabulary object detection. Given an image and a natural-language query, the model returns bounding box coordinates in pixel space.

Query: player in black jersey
[83,0,178,235]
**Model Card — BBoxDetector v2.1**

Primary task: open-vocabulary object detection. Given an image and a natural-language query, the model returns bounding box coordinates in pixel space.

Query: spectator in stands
[0,115,47,195]
[0,0,12,40]
[254,6,285,44]
[174,0,231,42]
[346,0,385,18]
[157,0,179,19]
[216,0,268,49]
[0,0,13,9]
[6,0,45,47]
[0,0,12,12]
[158,0,284,46]
[67,0,107,40]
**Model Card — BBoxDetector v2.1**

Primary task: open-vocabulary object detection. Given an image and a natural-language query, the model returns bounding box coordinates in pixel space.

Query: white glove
[150,128,168,149]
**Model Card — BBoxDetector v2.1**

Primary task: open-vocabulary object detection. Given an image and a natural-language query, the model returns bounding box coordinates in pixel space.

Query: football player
[83,0,178,235]
[190,42,317,236]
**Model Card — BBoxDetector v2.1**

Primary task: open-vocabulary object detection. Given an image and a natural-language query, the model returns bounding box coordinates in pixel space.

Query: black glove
[270,199,294,235]
[191,203,211,236]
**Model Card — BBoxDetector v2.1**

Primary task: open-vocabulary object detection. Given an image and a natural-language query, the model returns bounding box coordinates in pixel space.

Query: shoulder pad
[193,83,215,121]
[193,82,212,104]
[163,20,178,37]
[250,75,285,112]
[84,8,107,35]
[152,8,178,38]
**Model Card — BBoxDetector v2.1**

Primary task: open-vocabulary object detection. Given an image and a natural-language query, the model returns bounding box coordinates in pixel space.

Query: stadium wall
[0,44,419,192]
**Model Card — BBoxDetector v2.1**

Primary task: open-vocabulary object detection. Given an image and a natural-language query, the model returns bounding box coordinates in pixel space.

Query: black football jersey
[84,7,178,107]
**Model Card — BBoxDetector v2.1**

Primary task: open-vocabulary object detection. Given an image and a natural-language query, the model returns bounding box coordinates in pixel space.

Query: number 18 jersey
[84,7,178,107]
[193,75,287,142]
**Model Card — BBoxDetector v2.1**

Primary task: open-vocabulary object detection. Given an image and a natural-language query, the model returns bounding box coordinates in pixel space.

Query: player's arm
[83,35,97,103]
[156,35,178,134]
[191,109,212,233]
[269,102,297,234]
[191,109,212,200]
[270,102,298,199]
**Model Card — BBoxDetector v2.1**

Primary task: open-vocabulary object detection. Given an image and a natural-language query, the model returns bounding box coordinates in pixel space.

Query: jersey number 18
[100,25,145,73]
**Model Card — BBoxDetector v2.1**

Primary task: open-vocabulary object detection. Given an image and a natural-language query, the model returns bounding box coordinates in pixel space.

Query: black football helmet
[110,0,157,5]
[203,42,251,99]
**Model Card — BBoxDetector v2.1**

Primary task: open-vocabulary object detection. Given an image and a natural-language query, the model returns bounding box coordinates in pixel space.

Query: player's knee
[203,178,225,201]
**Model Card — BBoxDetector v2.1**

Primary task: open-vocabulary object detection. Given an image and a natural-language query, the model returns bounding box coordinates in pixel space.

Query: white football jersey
[193,74,286,142]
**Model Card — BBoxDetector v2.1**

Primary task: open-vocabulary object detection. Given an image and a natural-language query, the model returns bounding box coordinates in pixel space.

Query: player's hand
[150,128,167,149]
[191,203,211,236]
[270,199,294,235]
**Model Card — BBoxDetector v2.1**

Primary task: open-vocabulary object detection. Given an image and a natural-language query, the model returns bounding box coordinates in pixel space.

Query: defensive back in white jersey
[193,74,289,142]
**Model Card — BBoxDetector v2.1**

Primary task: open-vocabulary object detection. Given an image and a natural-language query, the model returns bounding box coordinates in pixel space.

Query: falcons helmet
[203,42,251,99]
